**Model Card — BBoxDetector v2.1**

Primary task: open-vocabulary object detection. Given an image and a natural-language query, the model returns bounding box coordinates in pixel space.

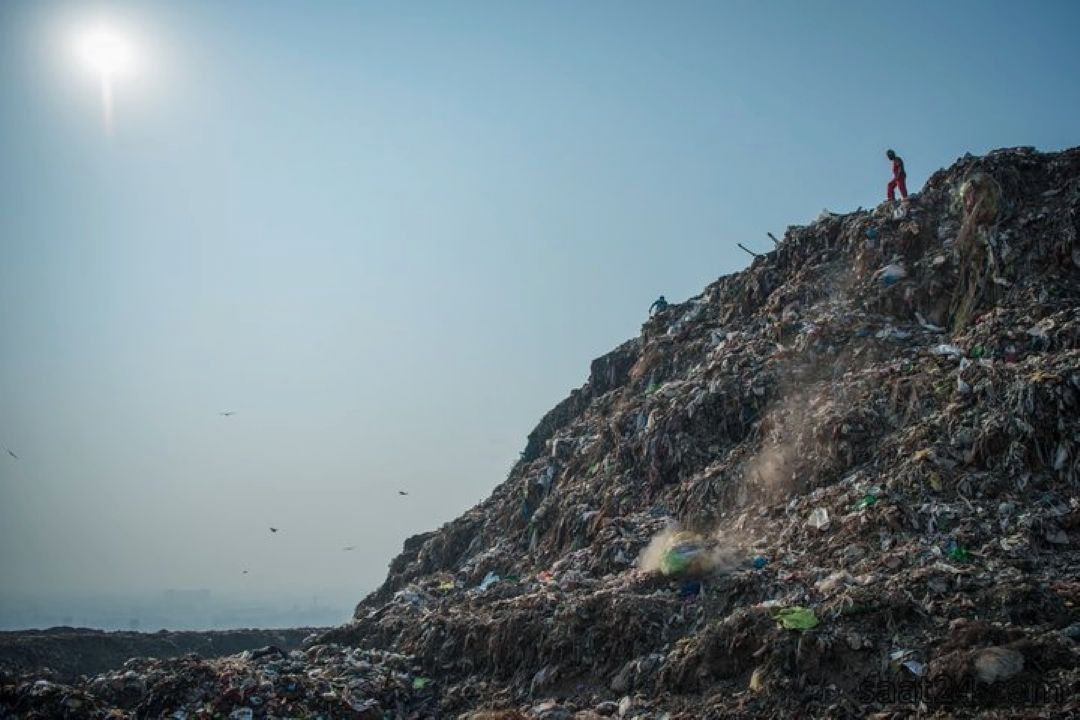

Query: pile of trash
[0,627,319,683]
[4,146,1078,718]
[1,644,436,719]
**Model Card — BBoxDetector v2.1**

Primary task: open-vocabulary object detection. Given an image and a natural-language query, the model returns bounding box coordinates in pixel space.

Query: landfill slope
[3,146,1079,718]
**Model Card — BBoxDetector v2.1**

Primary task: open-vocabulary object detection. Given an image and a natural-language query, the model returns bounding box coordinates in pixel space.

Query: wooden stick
[737,243,761,258]
[767,232,780,246]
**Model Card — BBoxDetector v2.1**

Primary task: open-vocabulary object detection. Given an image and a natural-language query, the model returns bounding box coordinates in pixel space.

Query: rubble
[973,646,1025,684]
[4,146,1079,717]
[0,627,319,683]
[2,644,436,719]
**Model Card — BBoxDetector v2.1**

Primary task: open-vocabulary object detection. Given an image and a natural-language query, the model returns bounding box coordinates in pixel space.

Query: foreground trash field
[3,146,1078,718]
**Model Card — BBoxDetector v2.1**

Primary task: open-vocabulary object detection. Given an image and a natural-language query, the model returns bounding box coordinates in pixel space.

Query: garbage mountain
[4,146,1079,718]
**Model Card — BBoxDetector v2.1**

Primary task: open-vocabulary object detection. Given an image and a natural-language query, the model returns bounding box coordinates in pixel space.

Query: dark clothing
[649,298,668,316]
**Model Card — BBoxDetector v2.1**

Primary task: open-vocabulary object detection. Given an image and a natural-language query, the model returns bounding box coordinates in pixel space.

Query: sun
[80,27,134,78]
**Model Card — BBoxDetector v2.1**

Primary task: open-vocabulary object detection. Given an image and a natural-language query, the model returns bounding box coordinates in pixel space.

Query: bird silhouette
[398,490,408,496]
[269,527,279,533]
[5,449,16,460]
[242,570,249,574]
[219,411,236,417]
[343,546,355,551]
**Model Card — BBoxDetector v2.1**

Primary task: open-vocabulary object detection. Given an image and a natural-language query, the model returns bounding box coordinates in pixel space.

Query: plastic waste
[902,660,927,676]
[876,263,907,286]
[814,571,853,593]
[1053,445,1069,471]
[394,589,423,606]
[1027,323,1050,341]
[749,667,766,692]
[479,571,500,591]
[915,312,945,332]
[931,344,964,357]
[946,540,969,563]
[1044,528,1068,545]
[875,326,911,340]
[807,507,830,530]
[659,531,707,577]
[773,606,819,630]
[752,556,768,569]
[855,494,877,509]
[660,545,701,576]
[679,580,702,598]
[348,698,379,714]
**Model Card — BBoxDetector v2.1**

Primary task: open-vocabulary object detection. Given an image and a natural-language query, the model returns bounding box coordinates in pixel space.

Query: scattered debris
[807,507,831,530]
[974,646,1025,684]
[737,242,763,258]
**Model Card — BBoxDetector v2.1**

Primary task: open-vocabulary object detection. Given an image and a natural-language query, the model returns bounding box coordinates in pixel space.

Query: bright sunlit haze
[79,26,135,77]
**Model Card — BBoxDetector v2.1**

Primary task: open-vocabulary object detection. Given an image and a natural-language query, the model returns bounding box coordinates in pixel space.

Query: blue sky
[1,0,1078,622]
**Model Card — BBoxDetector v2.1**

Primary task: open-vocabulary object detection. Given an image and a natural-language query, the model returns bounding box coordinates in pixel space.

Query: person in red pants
[886,149,908,201]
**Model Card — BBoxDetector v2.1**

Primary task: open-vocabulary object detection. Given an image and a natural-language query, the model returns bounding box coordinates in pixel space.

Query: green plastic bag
[660,548,692,576]
[658,531,707,577]
[773,606,819,630]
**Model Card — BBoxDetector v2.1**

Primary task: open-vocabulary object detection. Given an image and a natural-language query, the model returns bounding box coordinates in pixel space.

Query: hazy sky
[2,1,1078,617]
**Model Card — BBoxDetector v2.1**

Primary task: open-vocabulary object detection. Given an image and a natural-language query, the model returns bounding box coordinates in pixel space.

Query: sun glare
[80,28,134,77]
[75,24,139,134]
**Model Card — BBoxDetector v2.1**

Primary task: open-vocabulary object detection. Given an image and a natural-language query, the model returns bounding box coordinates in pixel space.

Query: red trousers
[888,174,908,201]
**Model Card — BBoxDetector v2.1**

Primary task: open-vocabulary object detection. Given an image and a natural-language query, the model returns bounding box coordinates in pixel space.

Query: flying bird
[398,490,408,496]
[5,449,16,460]
[242,570,249,574]
[343,546,355,551]
[269,527,279,533]
[219,411,236,417]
